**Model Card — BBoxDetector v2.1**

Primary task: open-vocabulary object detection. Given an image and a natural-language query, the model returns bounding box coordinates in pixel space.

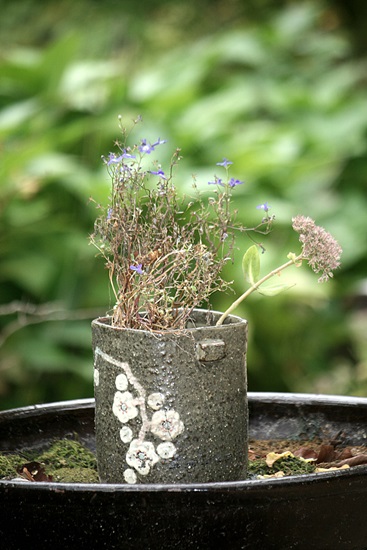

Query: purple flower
[139,138,167,154]
[256,202,270,212]
[106,151,136,166]
[216,158,233,168]
[208,177,243,188]
[228,178,244,188]
[149,169,167,179]
[208,178,224,187]
[138,139,153,154]
[130,263,144,275]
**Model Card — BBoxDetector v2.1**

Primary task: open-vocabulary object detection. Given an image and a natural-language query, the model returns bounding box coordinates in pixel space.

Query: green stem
[216,254,303,326]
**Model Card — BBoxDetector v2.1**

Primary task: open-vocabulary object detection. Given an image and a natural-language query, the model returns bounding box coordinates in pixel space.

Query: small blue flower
[149,169,167,179]
[138,139,152,154]
[139,138,167,154]
[122,151,136,159]
[153,138,167,147]
[216,158,233,168]
[256,202,270,212]
[106,151,136,165]
[130,263,144,275]
[228,178,244,188]
[106,153,122,165]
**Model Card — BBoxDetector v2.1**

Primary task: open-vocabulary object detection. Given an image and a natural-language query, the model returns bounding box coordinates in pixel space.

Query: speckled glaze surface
[92,309,248,484]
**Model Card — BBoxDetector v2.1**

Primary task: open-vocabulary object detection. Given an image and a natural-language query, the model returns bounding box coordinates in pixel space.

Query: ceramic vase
[91,309,248,484]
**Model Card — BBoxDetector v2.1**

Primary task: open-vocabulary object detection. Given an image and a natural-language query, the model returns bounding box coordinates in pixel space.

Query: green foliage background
[1,0,367,409]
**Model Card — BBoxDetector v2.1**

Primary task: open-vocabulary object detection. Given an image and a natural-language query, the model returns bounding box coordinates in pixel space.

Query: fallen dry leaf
[248,437,367,478]
[17,461,53,482]
[265,451,293,468]
[336,454,367,468]
[336,448,353,460]
[258,471,285,479]
[315,464,350,472]
[316,444,336,463]
[294,447,318,461]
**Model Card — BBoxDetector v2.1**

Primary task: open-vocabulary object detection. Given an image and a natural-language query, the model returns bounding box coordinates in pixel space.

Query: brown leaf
[17,461,53,482]
[17,466,34,482]
[335,448,353,461]
[316,444,336,464]
[336,454,367,468]
[294,447,318,460]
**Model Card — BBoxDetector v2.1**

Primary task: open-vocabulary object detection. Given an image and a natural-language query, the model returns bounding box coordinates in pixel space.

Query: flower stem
[216,254,303,326]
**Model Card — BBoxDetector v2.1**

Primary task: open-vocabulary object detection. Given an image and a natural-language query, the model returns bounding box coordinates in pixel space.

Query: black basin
[0,393,366,549]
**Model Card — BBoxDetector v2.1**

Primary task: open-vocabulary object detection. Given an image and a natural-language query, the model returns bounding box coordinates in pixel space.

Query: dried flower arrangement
[90,117,342,331]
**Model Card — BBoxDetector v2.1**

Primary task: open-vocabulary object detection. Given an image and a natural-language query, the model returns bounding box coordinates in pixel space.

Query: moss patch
[38,439,97,470]
[248,455,316,478]
[0,439,98,483]
[51,467,99,483]
[0,454,25,478]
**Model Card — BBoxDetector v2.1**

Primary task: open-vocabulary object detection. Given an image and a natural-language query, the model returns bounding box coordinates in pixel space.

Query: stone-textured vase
[92,309,248,484]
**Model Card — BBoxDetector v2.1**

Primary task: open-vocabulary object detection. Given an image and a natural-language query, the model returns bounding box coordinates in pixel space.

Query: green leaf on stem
[242,245,260,285]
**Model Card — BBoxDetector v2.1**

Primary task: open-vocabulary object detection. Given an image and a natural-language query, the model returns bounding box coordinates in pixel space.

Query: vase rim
[92,308,247,334]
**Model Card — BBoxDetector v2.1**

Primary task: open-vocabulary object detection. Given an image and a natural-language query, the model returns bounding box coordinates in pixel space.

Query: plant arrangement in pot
[90,117,342,485]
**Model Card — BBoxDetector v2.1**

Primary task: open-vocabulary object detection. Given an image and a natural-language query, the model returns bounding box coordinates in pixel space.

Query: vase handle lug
[196,339,226,362]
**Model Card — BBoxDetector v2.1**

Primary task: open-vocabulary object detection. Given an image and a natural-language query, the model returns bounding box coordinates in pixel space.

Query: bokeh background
[1,0,367,410]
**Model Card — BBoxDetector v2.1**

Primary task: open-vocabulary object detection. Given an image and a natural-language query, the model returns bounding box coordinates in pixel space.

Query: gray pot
[92,309,248,484]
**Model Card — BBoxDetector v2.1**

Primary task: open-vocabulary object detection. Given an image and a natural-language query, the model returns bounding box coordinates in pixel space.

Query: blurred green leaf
[0,99,40,131]
[242,245,260,285]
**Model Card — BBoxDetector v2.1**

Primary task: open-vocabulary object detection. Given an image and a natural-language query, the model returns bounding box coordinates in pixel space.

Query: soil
[248,438,367,478]
[1,437,366,483]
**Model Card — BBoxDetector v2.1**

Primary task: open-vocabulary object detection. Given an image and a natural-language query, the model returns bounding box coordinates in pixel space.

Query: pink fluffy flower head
[292,215,342,283]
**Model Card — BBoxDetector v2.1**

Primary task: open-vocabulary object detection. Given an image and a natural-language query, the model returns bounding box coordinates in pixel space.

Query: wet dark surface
[1,393,367,549]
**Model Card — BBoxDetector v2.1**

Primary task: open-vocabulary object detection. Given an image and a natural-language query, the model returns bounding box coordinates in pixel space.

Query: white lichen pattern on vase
[112,391,141,423]
[94,368,99,387]
[94,347,185,483]
[126,439,159,475]
[150,409,185,441]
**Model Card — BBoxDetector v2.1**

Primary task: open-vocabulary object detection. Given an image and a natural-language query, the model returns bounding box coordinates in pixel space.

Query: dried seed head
[292,215,342,282]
